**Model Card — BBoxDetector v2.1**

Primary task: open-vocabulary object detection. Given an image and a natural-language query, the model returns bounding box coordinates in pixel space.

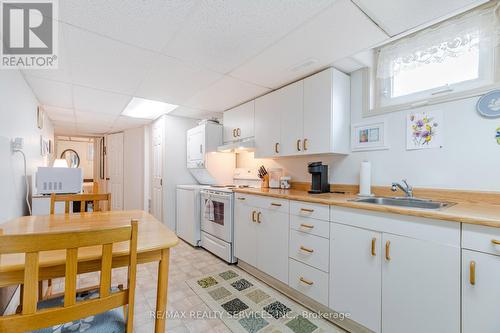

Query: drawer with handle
[289,258,329,306]
[463,223,500,256]
[290,215,329,239]
[289,229,329,272]
[290,201,329,221]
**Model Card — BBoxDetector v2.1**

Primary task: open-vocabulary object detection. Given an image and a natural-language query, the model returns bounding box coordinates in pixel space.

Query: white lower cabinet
[462,249,500,333]
[330,223,382,333]
[234,195,289,284]
[289,258,329,306]
[234,196,257,266]
[381,233,460,333]
[256,208,289,284]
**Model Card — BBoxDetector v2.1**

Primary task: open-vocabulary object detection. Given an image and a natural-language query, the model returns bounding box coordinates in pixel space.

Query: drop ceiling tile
[135,54,222,105]
[73,86,131,116]
[169,106,221,120]
[59,0,198,51]
[352,0,486,36]
[230,0,388,88]
[44,106,75,122]
[111,116,152,132]
[63,24,156,95]
[184,76,270,112]
[21,25,73,83]
[75,111,117,126]
[24,76,73,109]
[163,0,336,73]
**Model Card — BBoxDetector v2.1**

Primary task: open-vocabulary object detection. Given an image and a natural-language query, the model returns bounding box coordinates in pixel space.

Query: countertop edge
[233,189,500,228]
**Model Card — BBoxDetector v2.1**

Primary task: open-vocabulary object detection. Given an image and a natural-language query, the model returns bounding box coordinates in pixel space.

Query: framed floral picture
[352,120,388,151]
[406,111,444,150]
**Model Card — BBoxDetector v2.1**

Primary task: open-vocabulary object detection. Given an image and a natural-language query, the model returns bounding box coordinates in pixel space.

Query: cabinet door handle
[257,212,262,223]
[303,138,308,151]
[237,197,246,201]
[491,239,500,245]
[385,240,391,261]
[237,128,241,137]
[199,144,203,153]
[296,139,301,151]
[300,208,314,213]
[251,211,256,222]
[232,129,237,137]
[271,202,282,207]
[470,260,476,285]
[299,277,314,285]
[300,246,314,253]
[300,223,314,229]
[274,142,280,154]
[371,237,376,256]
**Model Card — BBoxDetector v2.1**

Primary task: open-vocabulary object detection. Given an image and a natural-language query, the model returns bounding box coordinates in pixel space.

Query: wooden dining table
[0,210,179,333]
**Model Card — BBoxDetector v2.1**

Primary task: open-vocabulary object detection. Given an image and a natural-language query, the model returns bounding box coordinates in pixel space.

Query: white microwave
[36,167,83,194]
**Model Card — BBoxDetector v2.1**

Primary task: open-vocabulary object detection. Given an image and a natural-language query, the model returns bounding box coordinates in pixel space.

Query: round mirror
[60,149,80,168]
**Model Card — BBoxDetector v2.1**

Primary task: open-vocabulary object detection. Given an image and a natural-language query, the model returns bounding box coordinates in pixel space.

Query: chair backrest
[0,220,138,333]
[50,193,112,214]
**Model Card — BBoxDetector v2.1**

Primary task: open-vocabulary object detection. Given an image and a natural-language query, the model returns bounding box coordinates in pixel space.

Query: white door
[462,250,500,333]
[223,100,255,143]
[151,118,164,221]
[256,208,289,284]
[107,132,124,210]
[234,198,257,266]
[382,233,460,333]
[303,68,332,154]
[279,81,304,157]
[330,223,382,333]
[254,93,281,158]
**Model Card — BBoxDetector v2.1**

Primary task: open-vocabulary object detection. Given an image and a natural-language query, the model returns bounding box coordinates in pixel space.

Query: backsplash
[236,70,500,192]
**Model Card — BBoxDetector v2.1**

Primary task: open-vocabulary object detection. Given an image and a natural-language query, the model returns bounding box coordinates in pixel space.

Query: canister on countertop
[268,168,283,188]
[280,176,291,189]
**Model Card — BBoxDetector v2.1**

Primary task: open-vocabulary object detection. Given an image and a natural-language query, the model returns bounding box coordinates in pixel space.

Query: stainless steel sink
[352,197,454,210]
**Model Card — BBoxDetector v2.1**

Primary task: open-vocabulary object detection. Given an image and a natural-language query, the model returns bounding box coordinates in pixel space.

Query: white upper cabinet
[278,81,303,157]
[352,0,487,36]
[255,67,350,158]
[255,91,281,158]
[223,100,255,143]
[303,67,350,155]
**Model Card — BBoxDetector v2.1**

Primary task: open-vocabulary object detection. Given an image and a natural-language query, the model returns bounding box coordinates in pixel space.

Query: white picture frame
[352,120,389,152]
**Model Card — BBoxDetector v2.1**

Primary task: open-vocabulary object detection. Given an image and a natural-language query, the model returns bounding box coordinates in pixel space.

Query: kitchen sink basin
[352,197,454,210]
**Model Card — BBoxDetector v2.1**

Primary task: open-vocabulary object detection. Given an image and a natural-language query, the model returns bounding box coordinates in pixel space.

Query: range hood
[217,138,255,153]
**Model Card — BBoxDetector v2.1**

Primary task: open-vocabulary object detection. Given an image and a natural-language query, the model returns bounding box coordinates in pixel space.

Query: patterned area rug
[187,268,344,333]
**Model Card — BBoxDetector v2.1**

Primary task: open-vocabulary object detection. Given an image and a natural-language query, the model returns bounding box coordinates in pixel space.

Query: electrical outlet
[11,137,24,151]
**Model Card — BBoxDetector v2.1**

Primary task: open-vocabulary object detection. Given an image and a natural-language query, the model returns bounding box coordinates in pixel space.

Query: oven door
[200,190,233,243]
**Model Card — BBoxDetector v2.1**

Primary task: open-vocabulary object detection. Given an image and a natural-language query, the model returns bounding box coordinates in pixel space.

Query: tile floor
[16,240,343,332]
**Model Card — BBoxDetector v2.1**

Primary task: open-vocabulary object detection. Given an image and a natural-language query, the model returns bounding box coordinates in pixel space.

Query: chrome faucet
[392,179,413,198]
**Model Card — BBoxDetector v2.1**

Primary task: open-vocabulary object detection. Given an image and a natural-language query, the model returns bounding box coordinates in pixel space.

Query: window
[373,4,499,111]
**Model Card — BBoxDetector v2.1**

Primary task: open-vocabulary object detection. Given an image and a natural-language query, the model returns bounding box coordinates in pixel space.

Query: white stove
[199,169,260,263]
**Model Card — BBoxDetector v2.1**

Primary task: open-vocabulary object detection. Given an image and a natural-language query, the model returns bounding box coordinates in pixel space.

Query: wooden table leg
[155,248,170,333]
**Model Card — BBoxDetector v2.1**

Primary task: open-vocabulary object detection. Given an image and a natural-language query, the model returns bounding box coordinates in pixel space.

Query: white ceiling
[21,0,483,136]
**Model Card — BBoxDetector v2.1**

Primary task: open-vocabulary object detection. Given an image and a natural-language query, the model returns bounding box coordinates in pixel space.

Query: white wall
[123,127,145,210]
[0,70,54,223]
[56,140,94,179]
[237,70,500,191]
[163,115,198,230]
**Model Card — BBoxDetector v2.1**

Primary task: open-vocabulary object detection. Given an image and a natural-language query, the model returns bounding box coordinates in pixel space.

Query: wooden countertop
[233,188,500,228]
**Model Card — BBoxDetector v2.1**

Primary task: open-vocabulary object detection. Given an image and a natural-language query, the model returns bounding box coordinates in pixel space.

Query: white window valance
[376,5,500,80]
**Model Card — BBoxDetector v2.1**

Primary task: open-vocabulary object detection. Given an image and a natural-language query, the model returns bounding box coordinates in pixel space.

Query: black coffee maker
[308,162,329,194]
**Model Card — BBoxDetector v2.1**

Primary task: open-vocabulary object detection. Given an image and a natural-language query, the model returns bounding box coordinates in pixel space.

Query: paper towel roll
[359,161,373,196]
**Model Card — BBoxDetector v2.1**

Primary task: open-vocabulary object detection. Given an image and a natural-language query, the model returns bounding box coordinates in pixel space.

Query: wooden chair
[0,221,138,333]
[50,193,112,214]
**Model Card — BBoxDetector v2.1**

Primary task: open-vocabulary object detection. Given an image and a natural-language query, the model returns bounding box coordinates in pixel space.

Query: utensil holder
[261,175,269,188]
